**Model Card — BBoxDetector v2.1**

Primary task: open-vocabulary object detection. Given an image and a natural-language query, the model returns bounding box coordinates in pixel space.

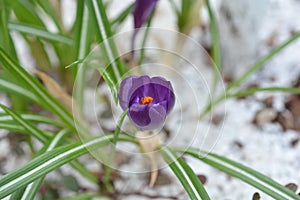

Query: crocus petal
[129,103,166,131]
[128,76,174,104]
[155,87,175,113]
[119,77,134,110]
[119,75,151,110]
[133,0,159,29]
[129,104,151,127]
[151,76,172,90]
[146,104,167,130]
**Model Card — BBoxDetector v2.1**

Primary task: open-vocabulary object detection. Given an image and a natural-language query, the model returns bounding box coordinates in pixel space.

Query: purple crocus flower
[133,0,159,29]
[119,75,175,131]
[131,0,159,54]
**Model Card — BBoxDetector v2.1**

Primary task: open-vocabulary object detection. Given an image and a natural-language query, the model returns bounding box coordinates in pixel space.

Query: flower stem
[138,10,154,66]
[103,109,128,191]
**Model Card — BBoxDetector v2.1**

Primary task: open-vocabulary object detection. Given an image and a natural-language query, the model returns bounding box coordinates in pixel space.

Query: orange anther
[140,96,153,105]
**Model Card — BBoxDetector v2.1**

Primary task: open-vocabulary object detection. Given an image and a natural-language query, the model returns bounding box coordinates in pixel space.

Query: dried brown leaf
[32,70,73,112]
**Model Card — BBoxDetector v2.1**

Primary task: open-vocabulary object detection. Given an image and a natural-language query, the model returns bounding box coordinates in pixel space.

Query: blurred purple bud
[131,0,159,54]
[133,0,159,29]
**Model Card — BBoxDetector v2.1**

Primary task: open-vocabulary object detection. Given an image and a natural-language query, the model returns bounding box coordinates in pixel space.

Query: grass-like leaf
[202,85,300,117]
[137,12,154,65]
[201,32,300,117]
[205,0,222,100]
[230,87,300,98]
[6,0,44,26]
[8,23,73,45]
[35,0,63,31]
[69,160,98,184]
[0,75,39,103]
[161,147,210,200]
[227,32,300,91]
[0,122,55,138]
[104,109,128,190]
[72,1,94,114]
[18,129,70,200]
[86,0,127,102]
[73,1,93,60]
[9,187,26,200]
[0,69,97,187]
[0,0,27,111]
[0,113,63,127]
[110,3,134,28]
[0,48,74,129]
[0,0,18,60]
[0,110,97,189]
[6,1,54,69]
[0,104,51,142]
[179,148,300,200]
[0,122,29,134]
[0,134,135,199]
[205,0,221,69]
[177,0,203,35]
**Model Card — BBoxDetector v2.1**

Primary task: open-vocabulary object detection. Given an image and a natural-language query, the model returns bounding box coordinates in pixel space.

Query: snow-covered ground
[109,0,300,199]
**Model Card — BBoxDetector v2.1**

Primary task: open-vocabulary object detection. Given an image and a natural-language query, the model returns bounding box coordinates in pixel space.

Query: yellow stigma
[140,96,153,105]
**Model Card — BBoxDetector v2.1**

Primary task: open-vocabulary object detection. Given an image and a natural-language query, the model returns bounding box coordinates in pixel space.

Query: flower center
[140,96,153,105]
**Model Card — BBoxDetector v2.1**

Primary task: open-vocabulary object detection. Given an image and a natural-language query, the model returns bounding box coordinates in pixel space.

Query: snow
[109,0,300,198]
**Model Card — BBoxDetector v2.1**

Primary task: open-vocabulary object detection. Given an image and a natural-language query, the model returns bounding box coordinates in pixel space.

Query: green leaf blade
[161,147,211,200]
[0,134,134,199]
[8,23,73,45]
[0,48,74,129]
[86,0,127,102]
[180,148,300,200]
[231,87,300,98]
[0,0,18,60]
[72,1,94,114]
[18,129,70,200]
[0,104,50,143]
[227,32,300,91]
